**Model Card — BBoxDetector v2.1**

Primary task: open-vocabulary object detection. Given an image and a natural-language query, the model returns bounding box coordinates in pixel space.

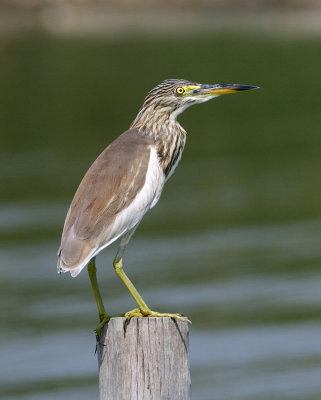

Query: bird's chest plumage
[156,127,186,180]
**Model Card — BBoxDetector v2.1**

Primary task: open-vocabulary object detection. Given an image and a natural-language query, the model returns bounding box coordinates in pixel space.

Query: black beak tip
[236,85,260,91]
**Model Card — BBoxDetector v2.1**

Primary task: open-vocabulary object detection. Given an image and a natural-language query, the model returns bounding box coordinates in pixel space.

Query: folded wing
[57,129,155,276]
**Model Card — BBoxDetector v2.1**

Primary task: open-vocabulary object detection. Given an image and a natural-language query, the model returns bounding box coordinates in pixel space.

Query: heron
[57,79,258,337]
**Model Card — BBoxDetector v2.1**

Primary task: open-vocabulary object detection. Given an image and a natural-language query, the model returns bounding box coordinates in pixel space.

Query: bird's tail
[57,237,94,278]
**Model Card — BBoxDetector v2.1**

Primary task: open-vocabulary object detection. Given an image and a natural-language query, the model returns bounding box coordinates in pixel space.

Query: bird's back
[57,129,157,277]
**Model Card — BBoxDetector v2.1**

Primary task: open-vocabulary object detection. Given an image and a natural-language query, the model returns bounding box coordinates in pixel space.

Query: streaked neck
[131,104,181,135]
[130,104,186,178]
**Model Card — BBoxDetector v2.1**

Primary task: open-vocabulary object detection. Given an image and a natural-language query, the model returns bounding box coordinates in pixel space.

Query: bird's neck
[130,105,186,179]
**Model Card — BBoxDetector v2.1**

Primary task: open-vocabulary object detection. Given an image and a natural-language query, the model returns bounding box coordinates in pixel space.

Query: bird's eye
[176,87,185,95]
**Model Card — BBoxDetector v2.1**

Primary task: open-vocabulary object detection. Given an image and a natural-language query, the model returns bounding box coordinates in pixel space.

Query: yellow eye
[176,87,185,95]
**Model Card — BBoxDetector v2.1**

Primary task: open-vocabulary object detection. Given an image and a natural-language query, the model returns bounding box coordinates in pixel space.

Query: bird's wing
[58,128,155,273]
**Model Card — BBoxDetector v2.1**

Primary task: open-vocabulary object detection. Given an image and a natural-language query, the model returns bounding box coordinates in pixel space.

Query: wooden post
[97,317,191,400]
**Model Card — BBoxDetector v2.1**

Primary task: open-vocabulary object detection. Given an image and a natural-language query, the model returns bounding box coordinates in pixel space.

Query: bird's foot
[124,308,191,323]
[94,313,110,339]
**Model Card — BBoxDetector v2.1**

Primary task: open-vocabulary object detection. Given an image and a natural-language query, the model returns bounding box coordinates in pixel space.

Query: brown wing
[58,128,154,271]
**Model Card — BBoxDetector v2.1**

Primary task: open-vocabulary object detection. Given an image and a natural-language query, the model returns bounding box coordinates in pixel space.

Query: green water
[1,32,321,399]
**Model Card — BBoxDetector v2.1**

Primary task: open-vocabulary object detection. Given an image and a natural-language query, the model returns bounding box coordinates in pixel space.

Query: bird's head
[143,79,258,118]
[131,79,258,131]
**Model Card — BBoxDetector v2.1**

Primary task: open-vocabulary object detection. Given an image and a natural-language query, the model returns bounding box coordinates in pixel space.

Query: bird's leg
[113,255,149,313]
[87,257,110,337]
[113,245,188,323]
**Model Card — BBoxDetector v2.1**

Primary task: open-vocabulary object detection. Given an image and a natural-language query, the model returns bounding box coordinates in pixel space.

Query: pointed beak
[197,84,259,96]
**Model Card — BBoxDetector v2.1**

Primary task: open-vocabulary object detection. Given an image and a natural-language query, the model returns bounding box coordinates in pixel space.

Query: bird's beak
[197,84,259,96]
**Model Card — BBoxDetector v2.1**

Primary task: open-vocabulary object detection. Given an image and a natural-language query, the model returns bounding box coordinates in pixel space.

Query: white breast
[116,145,165,220]
[95,146,164,252]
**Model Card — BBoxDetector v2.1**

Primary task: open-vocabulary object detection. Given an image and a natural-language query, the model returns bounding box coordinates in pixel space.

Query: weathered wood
[97,317,191,400]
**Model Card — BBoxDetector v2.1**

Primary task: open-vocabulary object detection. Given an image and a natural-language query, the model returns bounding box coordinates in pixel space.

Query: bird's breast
[136,145,166,210]
[156,128,186,180]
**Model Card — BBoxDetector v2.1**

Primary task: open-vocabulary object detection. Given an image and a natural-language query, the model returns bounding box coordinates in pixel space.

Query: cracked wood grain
[97,317,191,400]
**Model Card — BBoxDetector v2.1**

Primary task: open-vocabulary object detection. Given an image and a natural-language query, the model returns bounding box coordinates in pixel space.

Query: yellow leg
[113,256,189,323]
[88,257,110,337]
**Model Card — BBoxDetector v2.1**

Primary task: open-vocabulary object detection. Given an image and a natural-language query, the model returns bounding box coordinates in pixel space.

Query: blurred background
[1,1,321,399]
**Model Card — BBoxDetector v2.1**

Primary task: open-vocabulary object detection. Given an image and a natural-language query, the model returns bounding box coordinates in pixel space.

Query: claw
[124,308,144,320]
[124,308,190,323]
[94,313,110,339]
